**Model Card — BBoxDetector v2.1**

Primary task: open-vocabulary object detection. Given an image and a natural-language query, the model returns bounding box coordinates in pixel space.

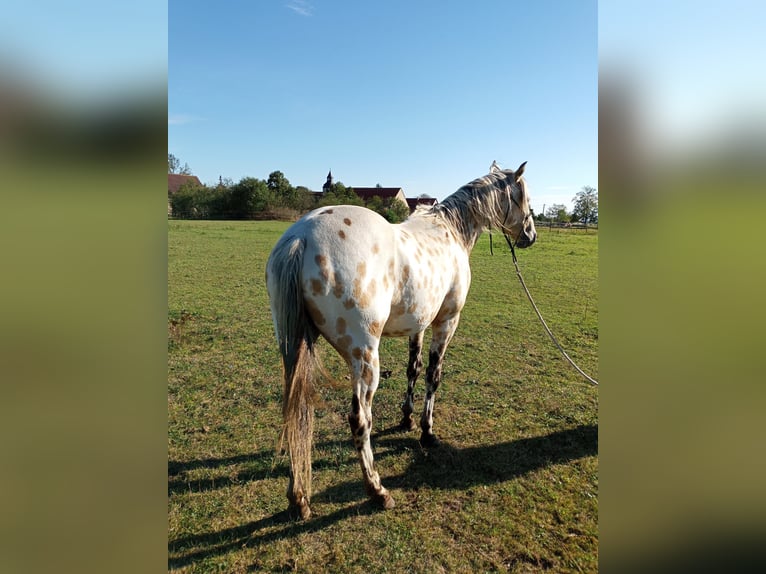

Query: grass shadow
[169,425,596,569]
[168,501,379,570]
[168,434,408,496]
[318,424,597,500]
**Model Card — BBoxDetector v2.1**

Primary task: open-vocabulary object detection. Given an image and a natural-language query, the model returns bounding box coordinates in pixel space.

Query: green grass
[169,220,598,573]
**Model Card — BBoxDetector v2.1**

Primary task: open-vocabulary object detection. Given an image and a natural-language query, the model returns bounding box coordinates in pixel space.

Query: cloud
[168,114,200,126]
[286,0,313,17]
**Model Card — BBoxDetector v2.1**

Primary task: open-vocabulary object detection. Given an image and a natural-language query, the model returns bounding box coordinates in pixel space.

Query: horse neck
[437,184,502,252]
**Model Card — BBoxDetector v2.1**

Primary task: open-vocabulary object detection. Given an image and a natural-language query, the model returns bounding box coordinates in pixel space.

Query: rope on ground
[504,234,599,386]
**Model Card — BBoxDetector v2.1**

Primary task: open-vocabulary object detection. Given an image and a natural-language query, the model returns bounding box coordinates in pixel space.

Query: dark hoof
[419,432,441,448]
[399,415,418,432]
[371,490,395,510]
[288,500,311,521]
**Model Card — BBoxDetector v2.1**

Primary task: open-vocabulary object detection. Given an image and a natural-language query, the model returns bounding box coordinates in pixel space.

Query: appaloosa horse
[266,161,536,519]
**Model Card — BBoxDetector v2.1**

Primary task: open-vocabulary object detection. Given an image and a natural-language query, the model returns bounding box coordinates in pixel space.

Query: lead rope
[503,233,599,386]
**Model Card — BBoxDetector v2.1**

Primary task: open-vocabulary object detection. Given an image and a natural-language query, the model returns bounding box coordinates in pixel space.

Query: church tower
[322,170,333,193]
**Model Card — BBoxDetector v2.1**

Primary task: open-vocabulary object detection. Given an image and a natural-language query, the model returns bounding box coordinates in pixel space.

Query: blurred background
[599,1,766,571]
[0,2,167,573]
[1,1,764,573]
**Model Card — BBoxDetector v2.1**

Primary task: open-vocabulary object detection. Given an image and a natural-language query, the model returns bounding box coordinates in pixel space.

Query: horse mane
[428,171,512,248]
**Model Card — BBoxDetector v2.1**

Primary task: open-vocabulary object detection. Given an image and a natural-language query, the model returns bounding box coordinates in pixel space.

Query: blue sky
[169,1,597,213]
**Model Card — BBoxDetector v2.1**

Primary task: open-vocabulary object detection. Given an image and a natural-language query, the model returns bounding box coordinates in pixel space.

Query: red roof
[168,173,202,194]
[351,187,404,201]
[406,197,438,211]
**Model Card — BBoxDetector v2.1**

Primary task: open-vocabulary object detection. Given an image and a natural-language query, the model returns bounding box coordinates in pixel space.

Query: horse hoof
[288,501,311,521]
[372,491,395,510]
[399,416,418,432]
[419,432,440,448]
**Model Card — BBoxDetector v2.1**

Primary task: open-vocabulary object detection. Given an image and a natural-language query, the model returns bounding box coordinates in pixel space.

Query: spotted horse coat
[265,161,536,519]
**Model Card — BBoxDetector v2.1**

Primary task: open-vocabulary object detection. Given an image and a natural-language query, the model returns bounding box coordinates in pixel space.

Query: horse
[265,161,536,519]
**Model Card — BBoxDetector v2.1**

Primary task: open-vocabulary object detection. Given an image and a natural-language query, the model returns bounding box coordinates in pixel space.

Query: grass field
[168,219,598,573]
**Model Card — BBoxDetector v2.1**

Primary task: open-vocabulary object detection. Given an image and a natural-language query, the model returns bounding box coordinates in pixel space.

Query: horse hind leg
[348,347,395,510]
[400,331,424,431]
[420,317,460,448]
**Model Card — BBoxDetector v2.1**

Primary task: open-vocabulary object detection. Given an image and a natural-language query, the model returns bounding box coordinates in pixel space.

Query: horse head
[490,161,537,248]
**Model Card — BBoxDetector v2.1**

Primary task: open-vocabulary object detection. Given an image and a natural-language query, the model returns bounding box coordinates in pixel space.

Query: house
[406,196,438,212]
[351,187,408,206]
[168,173,202,215]
[168,173,202,195]
[319,171,436,213]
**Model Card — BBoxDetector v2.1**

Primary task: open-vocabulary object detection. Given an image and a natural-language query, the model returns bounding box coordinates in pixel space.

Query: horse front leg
[348,348,395,510]
[420,317,460,448]
[400,330,424,431]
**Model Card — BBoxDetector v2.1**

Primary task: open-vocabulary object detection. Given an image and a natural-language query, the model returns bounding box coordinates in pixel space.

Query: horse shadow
[319,423,598,501]
[168,424,596,570]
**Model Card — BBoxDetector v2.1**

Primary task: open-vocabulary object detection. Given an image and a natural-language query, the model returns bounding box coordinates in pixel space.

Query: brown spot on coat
[332,281,344,298]
[352,347,363,360]
[336,317,347,335]
[369,321,383,338]
[305,298,326,326]
[344,218,352,226]
[337,334,352,352]
[310,278,323,295]
[315,254,335,284]
[361,364,373,385]
[343,298,355,309]
[372,243,380,254]
[338,230,346,239]
[358,278,376,309]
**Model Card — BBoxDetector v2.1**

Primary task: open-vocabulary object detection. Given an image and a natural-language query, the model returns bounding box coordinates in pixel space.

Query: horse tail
[266,235,320,511]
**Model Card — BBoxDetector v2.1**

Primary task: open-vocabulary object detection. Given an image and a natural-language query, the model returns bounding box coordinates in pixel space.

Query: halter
[500,180,530,252]
[488,178,529,256]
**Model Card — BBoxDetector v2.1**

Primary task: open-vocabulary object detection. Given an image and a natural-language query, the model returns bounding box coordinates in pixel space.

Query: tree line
[168,154,596,225]
[169,155,411,223]
[536,186,598,225]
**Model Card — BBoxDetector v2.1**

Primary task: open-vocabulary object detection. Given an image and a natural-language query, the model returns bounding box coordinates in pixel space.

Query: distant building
[352,187,408,206]
[406,196,438,212]
[168,173,202,195]
[322,170,334,193]
[168,173,202,215]
[318,171,437,213]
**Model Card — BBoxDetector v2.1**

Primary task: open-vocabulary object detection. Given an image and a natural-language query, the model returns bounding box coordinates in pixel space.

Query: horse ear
[515,161,527,181]
[490,160,501,174]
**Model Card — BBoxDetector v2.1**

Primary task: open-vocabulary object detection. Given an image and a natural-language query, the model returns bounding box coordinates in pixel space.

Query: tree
[230,177,272,218]
[267,170,290,199]
[572,186,598,225]
[545,203,569,223]
[293,186,315,211]
[168,153,192,174]
[170,182,225,219]
[319,182,364,207]
[382,199,410,223]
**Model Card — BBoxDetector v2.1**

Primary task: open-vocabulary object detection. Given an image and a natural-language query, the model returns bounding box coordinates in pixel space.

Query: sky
[1,1,166,98]
[169,0,597,214]
[599,0,766,158]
